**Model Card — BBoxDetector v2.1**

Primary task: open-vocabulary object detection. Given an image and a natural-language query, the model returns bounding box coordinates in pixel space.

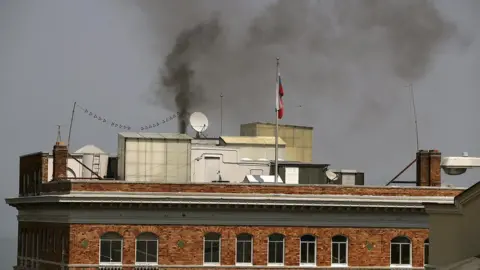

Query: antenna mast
[67,101,76,149]
[408,83,419,151]
[274,57,280,184]
[220,93,224,136]
[56,125,62,142]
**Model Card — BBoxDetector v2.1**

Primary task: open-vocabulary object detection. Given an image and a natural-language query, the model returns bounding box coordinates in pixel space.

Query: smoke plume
[139,0,462,133]
[161,15,222,133]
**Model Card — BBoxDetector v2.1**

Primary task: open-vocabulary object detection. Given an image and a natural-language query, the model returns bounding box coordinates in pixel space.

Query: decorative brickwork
[65,224,429,268]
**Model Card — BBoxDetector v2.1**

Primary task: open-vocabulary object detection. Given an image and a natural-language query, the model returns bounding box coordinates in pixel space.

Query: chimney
[53,141,68,180]
[416,149,441,187]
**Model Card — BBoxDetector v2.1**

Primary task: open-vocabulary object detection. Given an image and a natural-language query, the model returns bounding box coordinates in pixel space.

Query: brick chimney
[416,150,441,187]
[53,141,68,180]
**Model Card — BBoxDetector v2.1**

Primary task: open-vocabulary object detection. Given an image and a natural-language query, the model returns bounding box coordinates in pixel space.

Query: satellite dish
[325,169,339,182]
[189,112,209,133]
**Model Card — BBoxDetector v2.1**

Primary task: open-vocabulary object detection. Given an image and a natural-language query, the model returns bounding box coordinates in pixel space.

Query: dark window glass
[236,234,252,264]
[424,242,430,265]
[204,233,221,264]
[391,237,411,265]
[401,243,411,265]
[99,233,123,263]
[268,234,284,264]
[300,235,316,264]
[332,235,348,265]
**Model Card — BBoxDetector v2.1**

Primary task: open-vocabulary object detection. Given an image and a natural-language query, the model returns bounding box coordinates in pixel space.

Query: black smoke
[139,0,462,132]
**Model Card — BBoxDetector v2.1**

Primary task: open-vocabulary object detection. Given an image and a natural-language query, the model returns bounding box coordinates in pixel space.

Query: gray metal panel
[298,167,327,184]
[356,172,365,185]
[18,208,429,228]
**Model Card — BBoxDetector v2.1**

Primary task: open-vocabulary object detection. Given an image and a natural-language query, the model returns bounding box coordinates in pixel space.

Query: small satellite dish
[189,112,209,133]
[325,169,339,182]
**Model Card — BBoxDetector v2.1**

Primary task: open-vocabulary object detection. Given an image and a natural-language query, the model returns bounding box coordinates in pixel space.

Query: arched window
[300,234,316,266]
[424,238,430,265]
[236,233,253,265]
[136,232,158,264]
[331,235,348,266]
[99,232,123,264]
[67,168,76,179]
[391,236,411,266]
[268,233,285,265]
[204,232,221,265]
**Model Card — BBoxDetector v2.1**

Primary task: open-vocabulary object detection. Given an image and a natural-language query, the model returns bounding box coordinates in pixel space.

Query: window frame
[203,232,221,266]
[331,235,348,267]
[98,232,123,265]
[424,238,429,266]
[135,232,159,265]
[390,236,412,268]
[267,233,285,266]
[300,234,316,266]
[235,233,253,266]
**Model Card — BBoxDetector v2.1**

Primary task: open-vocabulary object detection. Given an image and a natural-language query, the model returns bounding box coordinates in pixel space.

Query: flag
[276,73,284,119]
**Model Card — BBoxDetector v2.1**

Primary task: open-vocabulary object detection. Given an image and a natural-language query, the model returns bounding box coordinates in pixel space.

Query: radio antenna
[407,83,419,151]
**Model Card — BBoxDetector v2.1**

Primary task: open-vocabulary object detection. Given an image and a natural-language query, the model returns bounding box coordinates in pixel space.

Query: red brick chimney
[416,149,441,187]
[53,141,68,180]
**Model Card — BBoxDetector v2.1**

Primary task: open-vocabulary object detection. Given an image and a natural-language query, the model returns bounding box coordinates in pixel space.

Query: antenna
[407,83,419,151]
[67,101,76,150]
[56,125,62,142]
[189,112,209,138]
[220,93,224,136]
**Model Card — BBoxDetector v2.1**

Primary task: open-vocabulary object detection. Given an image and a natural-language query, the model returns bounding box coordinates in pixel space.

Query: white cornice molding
[6,192,455,209]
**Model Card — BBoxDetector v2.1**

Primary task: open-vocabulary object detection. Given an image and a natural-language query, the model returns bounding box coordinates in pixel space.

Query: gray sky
[1,0,479,264]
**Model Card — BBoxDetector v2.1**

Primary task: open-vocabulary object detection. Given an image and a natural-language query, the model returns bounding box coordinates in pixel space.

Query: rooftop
[241,122,314,129]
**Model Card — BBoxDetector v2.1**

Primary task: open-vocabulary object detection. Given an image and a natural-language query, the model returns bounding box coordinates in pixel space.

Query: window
[424,238,429,265]
[99,232,123,264]
[268,233,285,265]
[331,235,348,266]
[136,232,158,264]
[300,234,316,266]
[391,236,411,266]
[20,230,25,266]
[33,171,37,195]
[204,232,221,265]
[236,233,253,265]
[25,231,29,258]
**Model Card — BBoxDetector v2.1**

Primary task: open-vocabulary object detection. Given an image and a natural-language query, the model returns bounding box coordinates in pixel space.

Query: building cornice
[6,191,454,211]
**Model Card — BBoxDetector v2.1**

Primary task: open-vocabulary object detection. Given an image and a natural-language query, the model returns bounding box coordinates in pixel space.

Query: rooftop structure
[5,122,462,269]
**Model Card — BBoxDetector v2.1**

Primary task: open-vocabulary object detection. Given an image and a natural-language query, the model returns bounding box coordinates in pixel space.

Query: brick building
[6,130,464,269]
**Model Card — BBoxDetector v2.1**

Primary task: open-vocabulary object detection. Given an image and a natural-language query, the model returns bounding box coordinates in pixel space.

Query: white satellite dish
[325,169,339,182]
[189,112,209,133]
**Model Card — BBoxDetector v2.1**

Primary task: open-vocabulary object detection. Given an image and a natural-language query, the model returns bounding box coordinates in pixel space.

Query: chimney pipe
[53,141,68,180]
[416,149,441,187]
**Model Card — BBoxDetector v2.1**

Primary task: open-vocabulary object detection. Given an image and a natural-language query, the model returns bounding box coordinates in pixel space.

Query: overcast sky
[1,0,479,265]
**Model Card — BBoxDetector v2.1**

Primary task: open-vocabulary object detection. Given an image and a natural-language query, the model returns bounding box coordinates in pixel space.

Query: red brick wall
[69,224,428,268]
[42,181,463,197]
[19,153,48,196]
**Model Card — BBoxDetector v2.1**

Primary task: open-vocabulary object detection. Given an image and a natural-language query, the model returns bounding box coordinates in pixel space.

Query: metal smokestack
[178,111,187,134]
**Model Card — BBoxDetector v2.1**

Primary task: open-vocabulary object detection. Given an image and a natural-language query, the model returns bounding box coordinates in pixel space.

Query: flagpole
[274,57,279,184]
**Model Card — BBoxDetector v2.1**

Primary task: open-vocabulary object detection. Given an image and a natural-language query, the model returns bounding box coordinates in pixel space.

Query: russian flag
[276,73,284,119]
